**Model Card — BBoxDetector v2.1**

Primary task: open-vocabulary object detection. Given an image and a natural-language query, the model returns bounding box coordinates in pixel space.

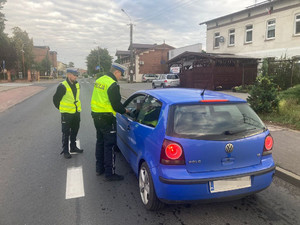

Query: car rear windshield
[167,103,266,141]
[167,75,178,79]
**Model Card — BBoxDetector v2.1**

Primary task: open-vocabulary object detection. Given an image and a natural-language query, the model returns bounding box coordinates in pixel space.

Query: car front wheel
[139,162,163,211]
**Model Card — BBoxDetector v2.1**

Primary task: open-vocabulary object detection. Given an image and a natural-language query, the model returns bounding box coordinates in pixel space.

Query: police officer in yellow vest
[91,63,129,181]
[53,68,83,159]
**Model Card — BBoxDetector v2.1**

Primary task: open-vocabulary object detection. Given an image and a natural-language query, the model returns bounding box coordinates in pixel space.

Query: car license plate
[209,176,251,193]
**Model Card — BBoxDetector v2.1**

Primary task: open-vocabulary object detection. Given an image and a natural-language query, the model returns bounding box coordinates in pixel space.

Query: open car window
[124,94,146,120]
[136,95,162,128]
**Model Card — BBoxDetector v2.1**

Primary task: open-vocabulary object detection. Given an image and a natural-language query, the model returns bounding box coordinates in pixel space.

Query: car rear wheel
[139,162,163,211]
[152,83,156,89]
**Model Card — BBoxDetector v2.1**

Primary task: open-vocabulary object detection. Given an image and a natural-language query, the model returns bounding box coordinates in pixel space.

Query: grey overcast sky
[2,0,264,69]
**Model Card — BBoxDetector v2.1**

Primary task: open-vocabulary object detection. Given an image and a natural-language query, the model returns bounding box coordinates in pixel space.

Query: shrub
[247,75,279,113]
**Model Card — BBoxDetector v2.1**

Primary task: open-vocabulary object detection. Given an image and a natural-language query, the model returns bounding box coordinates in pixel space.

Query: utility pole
[122,9,134,83]
[129,23,133,83]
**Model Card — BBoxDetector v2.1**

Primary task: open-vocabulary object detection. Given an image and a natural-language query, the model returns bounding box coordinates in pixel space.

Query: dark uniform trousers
[92,113,116,176]
[61,112,80,153]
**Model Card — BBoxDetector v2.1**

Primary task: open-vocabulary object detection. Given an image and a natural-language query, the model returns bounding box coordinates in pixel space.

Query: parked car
[142,74,158,82]
[152,74,180,88]
[116,88,275,210]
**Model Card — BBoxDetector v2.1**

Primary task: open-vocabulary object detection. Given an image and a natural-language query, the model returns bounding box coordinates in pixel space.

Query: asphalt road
[0,78,299,225]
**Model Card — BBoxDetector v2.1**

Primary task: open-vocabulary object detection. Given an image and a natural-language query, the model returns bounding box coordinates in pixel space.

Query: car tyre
[139,162,163,211]
[161,84,164,88]
[152,83,156,89]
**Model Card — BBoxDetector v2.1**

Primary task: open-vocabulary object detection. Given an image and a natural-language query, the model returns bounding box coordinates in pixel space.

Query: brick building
[33,46,50,64]
[116,43,174,82]
[33,46,57,76]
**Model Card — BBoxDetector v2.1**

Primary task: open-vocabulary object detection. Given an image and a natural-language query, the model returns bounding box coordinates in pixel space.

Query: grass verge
[250,84,300,131]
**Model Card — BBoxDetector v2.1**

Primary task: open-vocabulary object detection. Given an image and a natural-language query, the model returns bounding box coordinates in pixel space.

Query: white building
[200,0,300,59]
[168,43,203,60]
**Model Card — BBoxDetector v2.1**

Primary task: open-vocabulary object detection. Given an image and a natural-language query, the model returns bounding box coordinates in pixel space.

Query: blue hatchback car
[116,88,275,210]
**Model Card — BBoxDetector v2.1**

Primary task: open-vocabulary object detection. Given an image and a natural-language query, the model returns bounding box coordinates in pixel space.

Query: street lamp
[121,8,134,83]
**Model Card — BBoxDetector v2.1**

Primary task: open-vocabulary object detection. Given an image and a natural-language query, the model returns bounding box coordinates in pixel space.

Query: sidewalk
[0,80,61,113]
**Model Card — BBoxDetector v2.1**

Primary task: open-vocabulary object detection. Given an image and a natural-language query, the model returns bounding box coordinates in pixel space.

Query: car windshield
[167,75,178,79]
[168,103,266,141]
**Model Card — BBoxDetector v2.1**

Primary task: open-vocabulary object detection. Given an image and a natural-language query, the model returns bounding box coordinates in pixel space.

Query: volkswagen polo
[116,88,275,210]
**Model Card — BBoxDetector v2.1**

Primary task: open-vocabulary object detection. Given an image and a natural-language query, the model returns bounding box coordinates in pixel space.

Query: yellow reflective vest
[91,75,117,116]
[59,80,81,113]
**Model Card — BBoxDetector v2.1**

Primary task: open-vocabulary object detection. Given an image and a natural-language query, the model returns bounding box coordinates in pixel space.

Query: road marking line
[66,166,85,199]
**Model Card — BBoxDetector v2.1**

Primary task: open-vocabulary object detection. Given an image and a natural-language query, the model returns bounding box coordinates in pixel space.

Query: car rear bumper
[151,157,275,202]
[165,83,180,87]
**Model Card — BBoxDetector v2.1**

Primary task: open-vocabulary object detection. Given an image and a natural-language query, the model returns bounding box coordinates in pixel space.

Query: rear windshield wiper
[223,127,257,135]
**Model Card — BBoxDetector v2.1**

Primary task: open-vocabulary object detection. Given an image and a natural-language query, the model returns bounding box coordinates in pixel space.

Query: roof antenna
[201,88,205,96]
[201,80,210,96]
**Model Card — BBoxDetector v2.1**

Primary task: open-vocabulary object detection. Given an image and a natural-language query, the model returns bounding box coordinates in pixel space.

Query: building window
[245,25,253,43]
[295,14,300,35]
[266,19,276,39]
[228,29,235,46]
[214,32,220,48]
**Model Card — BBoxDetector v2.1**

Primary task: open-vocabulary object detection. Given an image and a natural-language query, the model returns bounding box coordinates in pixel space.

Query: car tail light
[263,135,273,155]
[164,80,168,83]
[160,139,185,165]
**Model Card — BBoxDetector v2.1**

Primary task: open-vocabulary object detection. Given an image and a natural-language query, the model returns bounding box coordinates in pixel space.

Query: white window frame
[228,29,235,46]
[214,32,220,48]
[295,13,300,35]
[266,19,276,40]
[245,24,253,43]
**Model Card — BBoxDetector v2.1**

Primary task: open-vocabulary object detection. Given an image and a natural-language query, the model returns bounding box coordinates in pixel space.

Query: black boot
[60,150,72,159]
[64,152,72,159]
[70,146,84,153]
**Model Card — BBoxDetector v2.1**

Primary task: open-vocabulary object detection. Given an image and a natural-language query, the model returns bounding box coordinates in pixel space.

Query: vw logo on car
[225,143,234,153]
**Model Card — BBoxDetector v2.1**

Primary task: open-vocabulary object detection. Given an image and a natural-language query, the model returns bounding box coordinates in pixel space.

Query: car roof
[135,88,247,105]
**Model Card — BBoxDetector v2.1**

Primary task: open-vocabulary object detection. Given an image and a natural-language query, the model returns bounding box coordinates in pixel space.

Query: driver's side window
[136,96,162,127]
[124,95,146,120]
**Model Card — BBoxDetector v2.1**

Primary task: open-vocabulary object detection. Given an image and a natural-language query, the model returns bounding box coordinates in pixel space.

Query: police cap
[111,63,127,76]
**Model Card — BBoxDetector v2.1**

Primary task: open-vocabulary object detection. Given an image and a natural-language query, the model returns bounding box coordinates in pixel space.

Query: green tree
[11,27,34,79]
[0,0,6,34]
[0,0,18,77]
[247,75,279,113]
[34,57,52,76]
[68,62,74,68]
[0,34,17,72]
[86,47,112,75]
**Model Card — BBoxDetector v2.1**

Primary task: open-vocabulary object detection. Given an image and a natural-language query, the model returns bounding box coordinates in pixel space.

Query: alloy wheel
[139,167,150,205]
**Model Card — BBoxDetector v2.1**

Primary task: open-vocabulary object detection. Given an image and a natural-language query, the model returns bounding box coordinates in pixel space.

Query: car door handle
[127,125,130,131]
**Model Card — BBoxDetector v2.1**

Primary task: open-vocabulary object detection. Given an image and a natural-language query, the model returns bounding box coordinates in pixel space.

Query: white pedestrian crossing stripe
[66,139,85,199]
[65,166,85,199]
